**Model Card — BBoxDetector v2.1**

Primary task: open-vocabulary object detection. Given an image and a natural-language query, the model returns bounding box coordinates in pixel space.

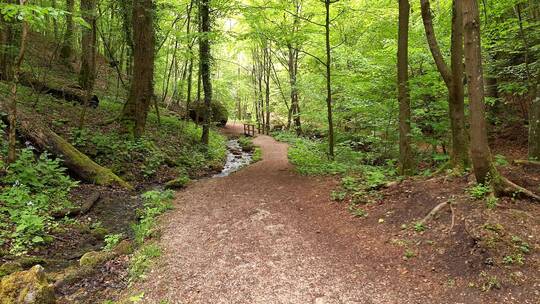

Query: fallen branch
[19,73,99,107]
[52,192,101,218]
[512,159,540,168]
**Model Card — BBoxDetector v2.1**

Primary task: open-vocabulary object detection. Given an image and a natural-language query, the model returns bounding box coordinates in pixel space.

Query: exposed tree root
[495,176,540,202]
[419,201,451,226]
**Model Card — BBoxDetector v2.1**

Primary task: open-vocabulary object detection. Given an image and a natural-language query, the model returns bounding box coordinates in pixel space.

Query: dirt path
[132,124,512,304]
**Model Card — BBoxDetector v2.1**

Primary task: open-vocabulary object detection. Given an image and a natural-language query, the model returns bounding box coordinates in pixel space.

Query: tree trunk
[398,0,414,175]
[199,0,212,145]
[288,47,301,136]
[60,0,75,60]
[463,0,493,183]
[0,0,15,81]
[7,0,28,164]
[449,0,469,169]
[120,0,155,137]
[79,0,98,129]
[324,0,335,160]
[79,0,97,90]
[420,0,468,169]
[529,72,540,159]
[264,45,271,134]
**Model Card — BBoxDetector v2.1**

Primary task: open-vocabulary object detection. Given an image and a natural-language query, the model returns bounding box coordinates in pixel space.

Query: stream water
[213,139,253,178]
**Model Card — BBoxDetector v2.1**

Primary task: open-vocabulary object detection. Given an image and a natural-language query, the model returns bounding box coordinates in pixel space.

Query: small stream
[213,139,253,178]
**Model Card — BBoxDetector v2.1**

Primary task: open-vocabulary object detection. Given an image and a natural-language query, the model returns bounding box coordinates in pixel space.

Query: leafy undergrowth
[0,83,226,301]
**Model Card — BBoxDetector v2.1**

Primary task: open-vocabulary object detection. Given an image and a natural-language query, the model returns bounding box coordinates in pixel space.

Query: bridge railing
[243,123,256,137]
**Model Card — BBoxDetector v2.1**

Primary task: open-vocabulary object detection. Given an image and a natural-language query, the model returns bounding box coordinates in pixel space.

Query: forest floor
[126,123,539,304]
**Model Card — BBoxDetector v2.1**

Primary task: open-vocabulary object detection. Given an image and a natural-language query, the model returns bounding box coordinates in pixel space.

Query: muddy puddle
[213,139,253,178]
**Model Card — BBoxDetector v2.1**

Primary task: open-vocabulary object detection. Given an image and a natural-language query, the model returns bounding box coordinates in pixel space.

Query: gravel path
[131,124,498,304]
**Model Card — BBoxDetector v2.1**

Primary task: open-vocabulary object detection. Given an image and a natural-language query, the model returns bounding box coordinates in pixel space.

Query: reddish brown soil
[127,124,539,304]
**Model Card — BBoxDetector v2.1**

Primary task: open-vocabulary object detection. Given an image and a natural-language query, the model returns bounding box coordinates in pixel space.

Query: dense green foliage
[0,148,77,254]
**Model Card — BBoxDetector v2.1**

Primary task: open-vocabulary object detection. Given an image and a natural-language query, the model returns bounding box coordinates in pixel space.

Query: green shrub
[468,183,491,200]
[129,244,161,282]
[132,190,174,245]
[238,136,255,152]
[103,233,124,251]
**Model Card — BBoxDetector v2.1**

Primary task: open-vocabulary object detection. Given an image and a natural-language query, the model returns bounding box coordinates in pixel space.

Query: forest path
[133,123,437,304]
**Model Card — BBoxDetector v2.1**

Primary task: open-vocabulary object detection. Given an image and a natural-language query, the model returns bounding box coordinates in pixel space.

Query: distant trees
[120,0,155,137]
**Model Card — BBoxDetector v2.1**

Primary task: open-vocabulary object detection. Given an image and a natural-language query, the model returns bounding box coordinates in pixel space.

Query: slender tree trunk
[0,0,15,81]
[463,0,493,183]
[324,0,335,159]
[449,0,469,169]
[79,0,98,129]
[120,0,155,137]
[60,0,75,60]
[7,0,29,164]
[398,0,414,175]
[199,0,212,145]
[420,0,468,169]
[186,55,194,117]
[288,46,301,136]
[264,45,271,134]
[528,71,540,159]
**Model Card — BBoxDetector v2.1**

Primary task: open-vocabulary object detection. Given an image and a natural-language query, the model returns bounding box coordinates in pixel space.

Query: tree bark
[463,0,493,183]
[120,0,155,138]
[398,0,414,175]
[199,0,212,145]
[449,0,469,169]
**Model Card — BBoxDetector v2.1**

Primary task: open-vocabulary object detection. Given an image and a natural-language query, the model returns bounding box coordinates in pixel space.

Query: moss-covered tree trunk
[199,0,212,145]
[0,106,132,189]
[398,0,414,175]
[120,0,155,137]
